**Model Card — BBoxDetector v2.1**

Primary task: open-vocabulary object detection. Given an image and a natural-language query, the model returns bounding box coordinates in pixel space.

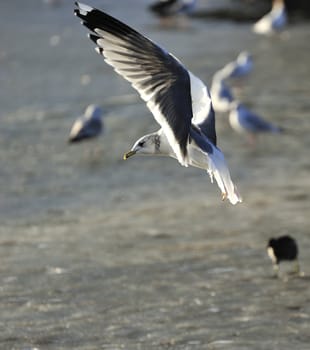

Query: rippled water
[0,1,310,349]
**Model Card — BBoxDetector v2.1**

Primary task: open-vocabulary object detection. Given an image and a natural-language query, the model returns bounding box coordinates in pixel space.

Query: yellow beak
[123,150,136,160]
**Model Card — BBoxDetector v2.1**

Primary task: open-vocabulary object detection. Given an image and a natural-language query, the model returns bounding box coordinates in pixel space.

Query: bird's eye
[138,141,145,147]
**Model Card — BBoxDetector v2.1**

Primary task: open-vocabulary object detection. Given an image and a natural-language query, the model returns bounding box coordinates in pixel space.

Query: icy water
[1,1,310,349]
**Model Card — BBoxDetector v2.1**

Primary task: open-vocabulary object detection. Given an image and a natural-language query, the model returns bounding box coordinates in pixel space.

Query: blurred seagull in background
[229,101,283,145]
[253,0,287,35]
[210,52,253,113]
[210,71,235,113]
[220,51,253,81]
[148,0,197,27]
[267,235,301,277]
[68,104,103,143]
[74,2,242,204]
[149,0,197,18]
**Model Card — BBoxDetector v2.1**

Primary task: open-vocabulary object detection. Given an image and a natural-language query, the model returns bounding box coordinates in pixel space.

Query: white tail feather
[207,147,242,205]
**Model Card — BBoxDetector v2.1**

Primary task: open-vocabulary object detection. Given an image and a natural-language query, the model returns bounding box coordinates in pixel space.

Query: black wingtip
[95,47,104,55]
[89,33,100,44]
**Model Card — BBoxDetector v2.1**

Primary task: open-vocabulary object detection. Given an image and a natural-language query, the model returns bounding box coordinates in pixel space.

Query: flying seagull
[68,104,103,143]
[74,2,242,204]
[124,106,241,204]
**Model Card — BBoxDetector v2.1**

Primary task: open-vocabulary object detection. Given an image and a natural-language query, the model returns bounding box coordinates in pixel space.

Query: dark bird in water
[267,235,300,276]
[68,104,103,143]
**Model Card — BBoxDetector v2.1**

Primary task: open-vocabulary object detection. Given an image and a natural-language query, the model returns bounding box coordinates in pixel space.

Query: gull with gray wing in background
[229,101,283,145]
[74,2,242,204]
[68,104,103,143]
[253,0,287,35]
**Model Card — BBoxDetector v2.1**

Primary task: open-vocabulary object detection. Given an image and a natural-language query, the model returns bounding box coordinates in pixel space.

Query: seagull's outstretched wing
[74,2,193,166]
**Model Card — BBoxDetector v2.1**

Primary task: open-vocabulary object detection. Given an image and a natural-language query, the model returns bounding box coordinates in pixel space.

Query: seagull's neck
[157,129,176,157]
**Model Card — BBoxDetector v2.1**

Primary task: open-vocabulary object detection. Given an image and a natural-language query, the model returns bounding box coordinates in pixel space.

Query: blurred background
[0,1,309,349]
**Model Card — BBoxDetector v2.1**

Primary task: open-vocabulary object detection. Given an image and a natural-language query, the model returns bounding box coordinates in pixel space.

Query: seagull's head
[238,51,251,63]
[123,132,161,160]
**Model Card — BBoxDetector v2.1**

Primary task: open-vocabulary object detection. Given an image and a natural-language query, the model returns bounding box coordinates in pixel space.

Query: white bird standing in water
[68,104,103,143]
[74,2,242,205]
[253,0,287,35]
[220,51,253,80]
[210,71,235,113]
[229,102,283,145]
[267,235,302,277]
